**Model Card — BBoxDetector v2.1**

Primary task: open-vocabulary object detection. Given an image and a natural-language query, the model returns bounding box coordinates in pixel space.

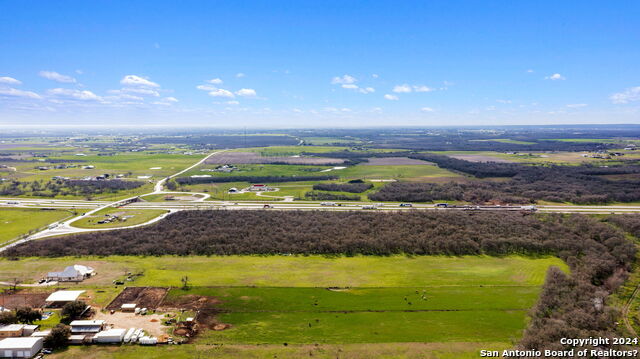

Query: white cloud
[341,84,358,89]
[227,100,240,105]
[0,88,42,99]
[109,88,160,97]
[0,76,22,85]
[413,85,433,92]
[566,103,588,108]
[392,84,412,93]
[384,94,399,100]
[48,88,101,101]
[208,78,223,85]
[115,94,144,101]
[372,74,379,78]
[164,97,178,103]
[209,89,235,98]
[545,73,565,81]
[236,73,246,78]
[39,71,77,83]
[331,75,357,85]
[235,88,257,97]
[120,75,159,87]
[421,107,434,112]
[610,87,640,104]
[196,84,217,91]
[359,87,375,94]
[526,69,534,73]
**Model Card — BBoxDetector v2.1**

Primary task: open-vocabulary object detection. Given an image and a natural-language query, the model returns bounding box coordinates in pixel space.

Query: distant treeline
[302,151,413,165]
[369,155,640,204]
[304,191,360,201]
[0,179,144,198]
[312,183,373,193]
[142,135,299,149]
[175,175,338,185]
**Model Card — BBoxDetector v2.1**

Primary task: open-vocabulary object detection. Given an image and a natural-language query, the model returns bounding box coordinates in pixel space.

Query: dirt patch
[448,154,513,163]
[0,291,50,309]
[159,294,222,329]
[205,151,344,165]
[106,287,168,311]
[92,310,169,336]
[363,157,435,166]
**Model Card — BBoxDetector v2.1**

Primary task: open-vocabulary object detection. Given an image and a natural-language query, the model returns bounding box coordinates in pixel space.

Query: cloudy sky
[0,1,639,127]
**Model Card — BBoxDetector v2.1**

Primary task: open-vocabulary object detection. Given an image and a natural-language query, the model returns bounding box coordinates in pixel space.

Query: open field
[50,342,510,359]
[29,254,563,358]
[0,255,566,287]
[0,208,72,245]
[204,151,345,165]
[70,208,168,229]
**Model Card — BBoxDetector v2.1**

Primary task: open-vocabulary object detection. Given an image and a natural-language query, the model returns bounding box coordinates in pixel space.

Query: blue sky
[0,1,639,127]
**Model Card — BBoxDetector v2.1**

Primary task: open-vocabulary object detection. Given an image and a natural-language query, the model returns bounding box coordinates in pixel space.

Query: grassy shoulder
[0,208,72,245]
[70,208,168,229]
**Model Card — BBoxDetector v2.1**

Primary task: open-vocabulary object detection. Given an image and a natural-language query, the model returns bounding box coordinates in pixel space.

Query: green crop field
[0,208,72,245]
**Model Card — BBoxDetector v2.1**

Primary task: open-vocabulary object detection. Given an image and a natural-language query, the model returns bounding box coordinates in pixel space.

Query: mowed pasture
[0,208,72,245]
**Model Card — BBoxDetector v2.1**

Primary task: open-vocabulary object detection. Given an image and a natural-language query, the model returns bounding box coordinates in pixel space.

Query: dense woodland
[369,155,640,204]
[304,191,360,201]
[312,182,373,193]
[175,175,338,185]
[4,210,638,352]
[0,179,144,198]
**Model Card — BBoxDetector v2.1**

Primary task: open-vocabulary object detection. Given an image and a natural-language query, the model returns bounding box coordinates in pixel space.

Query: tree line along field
[0,208,72,245]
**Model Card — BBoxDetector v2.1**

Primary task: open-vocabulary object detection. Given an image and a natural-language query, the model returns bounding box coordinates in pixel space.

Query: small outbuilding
[70,320,105,334]
[121,303,137,312]
[0,324,25,338]
[93,328,126,343]
[0,337,43,358]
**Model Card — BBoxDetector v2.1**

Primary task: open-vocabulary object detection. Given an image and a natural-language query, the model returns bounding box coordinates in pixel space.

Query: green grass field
[0,208,72,245]
[0,255,566,287]
[70,208,168,229]
[37,254,563,358]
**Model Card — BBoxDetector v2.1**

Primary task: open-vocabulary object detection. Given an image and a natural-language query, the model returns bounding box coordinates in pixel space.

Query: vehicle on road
[399,203,412,207]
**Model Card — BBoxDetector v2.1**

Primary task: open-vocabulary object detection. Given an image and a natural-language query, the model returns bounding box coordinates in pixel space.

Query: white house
[46,265,95,282]
[0,337,43,358]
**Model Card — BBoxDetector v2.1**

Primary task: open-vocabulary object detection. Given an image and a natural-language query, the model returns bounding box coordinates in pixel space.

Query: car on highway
[399,203,412,207]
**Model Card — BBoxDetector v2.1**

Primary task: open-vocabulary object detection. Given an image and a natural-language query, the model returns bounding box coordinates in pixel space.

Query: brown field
[0,291,50,309]
[205,151,344,165]
[106,287,168,310]
[449,154,514,163]
[363,157,435,166]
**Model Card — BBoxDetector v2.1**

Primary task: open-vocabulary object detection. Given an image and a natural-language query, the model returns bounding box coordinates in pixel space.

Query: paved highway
[1,147,640,251]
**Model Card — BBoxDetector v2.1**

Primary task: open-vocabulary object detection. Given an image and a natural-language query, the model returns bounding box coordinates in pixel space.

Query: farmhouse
[46,264,95,282]
[70,320,105,334]
[45,290,85,307]
[249,184,270,192]
[0,337,43,358]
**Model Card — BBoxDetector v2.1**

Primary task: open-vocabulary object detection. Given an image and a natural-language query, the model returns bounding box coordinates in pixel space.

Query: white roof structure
[121,303,136,309]
[46,290,85,302]
[70,320,104,326]
[47,265,94,279]
[30,330,51,337]
[0,337,43,349]
[0,324,25,331]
